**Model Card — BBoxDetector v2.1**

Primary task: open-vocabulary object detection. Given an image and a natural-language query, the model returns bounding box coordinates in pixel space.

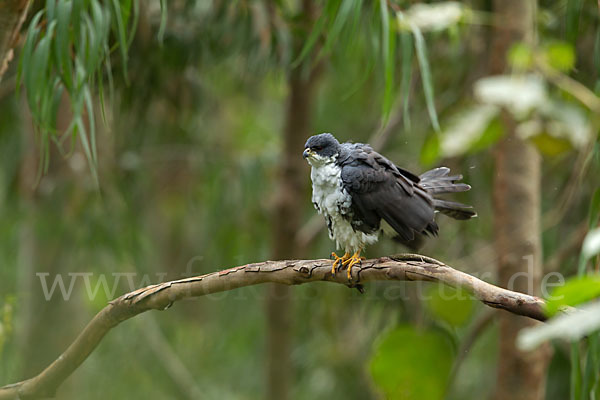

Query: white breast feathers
[310,162,350,214]
[309,160,378,253]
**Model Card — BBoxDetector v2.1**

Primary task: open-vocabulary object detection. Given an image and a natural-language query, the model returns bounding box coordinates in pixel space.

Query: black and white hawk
[303,133,476,279]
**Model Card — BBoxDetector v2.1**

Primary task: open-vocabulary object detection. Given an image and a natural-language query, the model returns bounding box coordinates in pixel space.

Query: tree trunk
[266,61,317,400]
[490,1,552,399]
[0,0,30,81]
[15,101,61,378]
[266,2,320,399]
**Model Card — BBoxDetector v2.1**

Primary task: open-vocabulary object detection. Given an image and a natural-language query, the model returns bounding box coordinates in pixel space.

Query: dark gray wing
[339,144,438,242]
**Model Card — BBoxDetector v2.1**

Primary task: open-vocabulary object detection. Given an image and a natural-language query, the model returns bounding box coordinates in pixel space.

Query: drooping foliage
[0,1,599,399]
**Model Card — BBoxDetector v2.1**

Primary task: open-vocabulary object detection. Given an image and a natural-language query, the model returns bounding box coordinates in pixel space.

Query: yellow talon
[331,252,350,275]
[343,250,364,281]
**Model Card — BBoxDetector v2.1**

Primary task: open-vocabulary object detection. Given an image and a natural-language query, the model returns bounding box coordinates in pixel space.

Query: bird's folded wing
[340,150,436,241]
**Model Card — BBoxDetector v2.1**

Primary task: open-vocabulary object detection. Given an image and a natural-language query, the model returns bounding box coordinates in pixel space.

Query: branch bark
[0,0,30,82]
[0,254,548,400]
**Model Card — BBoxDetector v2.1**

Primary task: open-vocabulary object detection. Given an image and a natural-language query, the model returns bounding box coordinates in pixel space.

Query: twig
[542,139,596,231]
[545,221,589,273]
[0,0,31,82]
[535,55,600,114]
[0,255,548,399]
[137,315,204,399]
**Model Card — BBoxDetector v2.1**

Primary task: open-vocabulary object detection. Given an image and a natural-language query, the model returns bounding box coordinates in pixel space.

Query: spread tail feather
[420,167,477,220]
[433,199,477,220]
[419,167,471,195]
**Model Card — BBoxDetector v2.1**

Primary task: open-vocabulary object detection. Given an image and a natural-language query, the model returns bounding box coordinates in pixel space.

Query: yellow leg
[331,252,350,275]
[342,250,365,280]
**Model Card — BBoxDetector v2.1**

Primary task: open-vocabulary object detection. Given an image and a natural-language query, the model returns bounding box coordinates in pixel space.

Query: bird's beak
[303,148,311,159]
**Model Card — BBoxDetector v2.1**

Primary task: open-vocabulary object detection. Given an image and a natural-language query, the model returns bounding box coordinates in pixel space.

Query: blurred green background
[0,0,599,399]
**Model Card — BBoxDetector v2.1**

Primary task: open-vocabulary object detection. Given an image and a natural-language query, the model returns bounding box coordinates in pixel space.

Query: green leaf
[158,0,167,44]
[581,333,600,400]
[407,19,440,132]
[369,325,454,400]
[382,11,396,123]
[86,1,110,74]
[438,104,499,158]
[39,77,61,135]
[55,0,73,90]
[545,275,600,316]
[46,0,56,24]
[110,0,129,82]
[545,41,575,72]
[49,78,64,133]
[323,0,356,53]
[73,18,88,90]
[103,43,115,114]
[508,42,533,70]
[565,0,583,44]
[530,132,573,156]
[341,57,375,100]
[83,85,97,165]
[97,67,107,125]
[127,0,140,47]
[594,27,600,94]
[120,0,132,29]
[518,301,600,350]
[468,116,503,154]
[75,115,99,186]
[83,14,99,73]
[425,284,474,326]
[30,23,55,111]
[292,0,335,66]
[18,10,43,98]
[347,0,363,39]
[588,188,600,228]
[379,0,394,123]
[400,31,413,131]
[571,341,582,400]
[71,0,83,38]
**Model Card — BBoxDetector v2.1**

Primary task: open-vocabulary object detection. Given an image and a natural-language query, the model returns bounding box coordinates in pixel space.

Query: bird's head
[303,133,340,165]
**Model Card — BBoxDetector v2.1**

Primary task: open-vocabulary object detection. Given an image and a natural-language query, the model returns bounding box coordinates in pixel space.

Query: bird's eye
[313,146,323,151]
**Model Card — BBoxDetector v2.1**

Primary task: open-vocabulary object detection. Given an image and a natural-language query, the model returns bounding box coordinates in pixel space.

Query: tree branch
[0,254,547,399]
[0,0,31,82]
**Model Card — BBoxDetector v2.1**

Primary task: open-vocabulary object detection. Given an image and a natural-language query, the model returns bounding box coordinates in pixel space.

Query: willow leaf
[158,0,167,44]
[323,0,357,53]
[380,0,394,123]
[565,0,583,44]
[18,11,43,99]
[76,115,99,186]
[128,0,140,47]
[55,0,73,90]
[83,86,97,164]
[410,20,440,132]
[400,31,413,131]
[292,1,333,66]
[110,0,129,83]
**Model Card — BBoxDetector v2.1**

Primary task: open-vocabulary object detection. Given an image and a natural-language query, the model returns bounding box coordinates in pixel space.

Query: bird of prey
[303,133,476,280]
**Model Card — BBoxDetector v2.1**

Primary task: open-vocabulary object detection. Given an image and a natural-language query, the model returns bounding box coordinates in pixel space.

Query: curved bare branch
[0,254,547,399]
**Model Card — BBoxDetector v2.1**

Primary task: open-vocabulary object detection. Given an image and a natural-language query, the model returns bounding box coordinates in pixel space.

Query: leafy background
[0,0,599,399]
